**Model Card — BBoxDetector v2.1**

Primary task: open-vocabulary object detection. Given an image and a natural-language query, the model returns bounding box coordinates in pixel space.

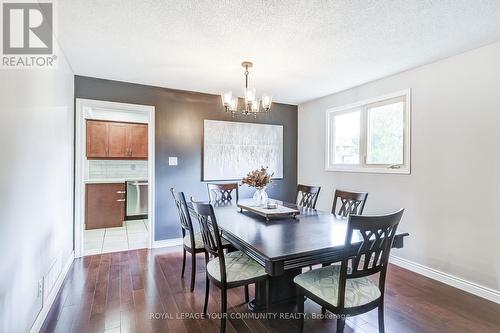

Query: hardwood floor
[40,247,500,333]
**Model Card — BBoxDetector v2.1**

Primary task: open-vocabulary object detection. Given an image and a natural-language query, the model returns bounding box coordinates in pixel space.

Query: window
[332,110,360,164]
[326,89,411,174]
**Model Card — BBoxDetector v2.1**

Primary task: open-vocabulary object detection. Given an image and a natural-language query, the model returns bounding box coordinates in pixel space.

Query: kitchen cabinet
[86,120,148,159]
[86,120,108,157]
[129,124,148,158]
[85,183,125,229]
[108,122,129,157]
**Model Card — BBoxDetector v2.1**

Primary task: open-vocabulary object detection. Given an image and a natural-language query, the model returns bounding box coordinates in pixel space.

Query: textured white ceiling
[57,0,500,104]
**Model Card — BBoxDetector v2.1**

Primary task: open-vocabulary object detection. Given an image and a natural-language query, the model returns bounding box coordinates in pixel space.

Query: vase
[253,187,269,205]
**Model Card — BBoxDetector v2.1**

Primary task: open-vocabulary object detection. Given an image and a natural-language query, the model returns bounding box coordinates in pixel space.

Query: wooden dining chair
[297,184,322,271]
[191,199,269,333]
[294,209,404,333]
[207,183,239,205]
[332,190,368,216]
[296,184,321,209]
[170,188,232,292]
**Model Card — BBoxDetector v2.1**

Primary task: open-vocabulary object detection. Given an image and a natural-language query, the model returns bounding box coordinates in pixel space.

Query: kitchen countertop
[84,178,148,184]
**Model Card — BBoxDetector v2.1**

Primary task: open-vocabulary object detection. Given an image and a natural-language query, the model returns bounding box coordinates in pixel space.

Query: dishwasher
[126,180,148,220]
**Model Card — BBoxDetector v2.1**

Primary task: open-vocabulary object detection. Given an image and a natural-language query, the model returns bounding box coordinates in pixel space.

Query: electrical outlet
[38,279,44,299]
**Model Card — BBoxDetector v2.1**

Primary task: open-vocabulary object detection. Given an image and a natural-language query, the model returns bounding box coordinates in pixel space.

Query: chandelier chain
[244,67,249,89]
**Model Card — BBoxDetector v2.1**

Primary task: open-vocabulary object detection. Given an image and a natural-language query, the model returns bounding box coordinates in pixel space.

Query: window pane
[333,111,360,164]
[367,101,404,165]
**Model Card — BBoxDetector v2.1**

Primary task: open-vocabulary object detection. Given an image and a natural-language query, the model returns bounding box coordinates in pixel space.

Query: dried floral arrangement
[242,166,274,189]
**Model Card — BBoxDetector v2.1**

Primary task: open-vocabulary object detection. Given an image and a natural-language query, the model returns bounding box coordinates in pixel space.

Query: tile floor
[83,219,149,256]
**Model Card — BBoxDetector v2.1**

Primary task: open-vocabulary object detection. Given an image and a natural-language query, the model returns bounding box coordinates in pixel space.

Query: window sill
[325,166,411,175]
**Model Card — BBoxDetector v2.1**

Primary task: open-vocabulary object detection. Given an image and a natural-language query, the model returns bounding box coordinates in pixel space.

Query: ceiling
[57,0,500,105]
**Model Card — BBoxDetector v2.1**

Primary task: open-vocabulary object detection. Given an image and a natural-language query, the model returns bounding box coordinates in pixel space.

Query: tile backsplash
[88,160,148,180]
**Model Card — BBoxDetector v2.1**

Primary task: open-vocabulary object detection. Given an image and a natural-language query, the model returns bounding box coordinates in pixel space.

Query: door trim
[75,98,156,258]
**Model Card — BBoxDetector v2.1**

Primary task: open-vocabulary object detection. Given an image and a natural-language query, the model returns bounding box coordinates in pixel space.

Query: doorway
[74,99,155,258]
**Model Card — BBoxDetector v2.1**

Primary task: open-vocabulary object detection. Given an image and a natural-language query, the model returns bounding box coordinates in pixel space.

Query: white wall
[298,42,500,293]
[0,48,75,331]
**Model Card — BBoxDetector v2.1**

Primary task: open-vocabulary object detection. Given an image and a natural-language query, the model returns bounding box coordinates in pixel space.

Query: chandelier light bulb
[229,97,238,111]
[251,99,260,113]
[221,91,232,107]
[261,94,273,111]
[244,87,256,105]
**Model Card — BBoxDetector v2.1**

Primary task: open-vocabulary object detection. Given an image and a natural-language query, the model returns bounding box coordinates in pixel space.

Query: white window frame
[325,89,411,174]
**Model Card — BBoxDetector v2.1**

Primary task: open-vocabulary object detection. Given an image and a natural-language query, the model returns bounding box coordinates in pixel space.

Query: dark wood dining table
[194,198,409,311]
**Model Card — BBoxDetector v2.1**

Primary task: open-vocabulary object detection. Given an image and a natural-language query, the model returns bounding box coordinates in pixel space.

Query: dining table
[192,198,409,311]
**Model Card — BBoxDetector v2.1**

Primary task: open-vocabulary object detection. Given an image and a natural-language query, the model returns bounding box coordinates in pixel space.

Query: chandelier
[221,61,273,116]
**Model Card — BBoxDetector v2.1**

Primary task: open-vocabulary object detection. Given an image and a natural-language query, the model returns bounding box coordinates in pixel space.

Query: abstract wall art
[203,120,284,181]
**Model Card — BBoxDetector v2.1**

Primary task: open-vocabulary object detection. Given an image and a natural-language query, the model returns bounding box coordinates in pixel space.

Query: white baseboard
[29,251,75,333]
[390,255,500,304]
[152,237,183,248]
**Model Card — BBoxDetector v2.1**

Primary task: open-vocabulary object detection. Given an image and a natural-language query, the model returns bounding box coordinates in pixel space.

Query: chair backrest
[337,209,404,308]
[296,184,321,209]
[190,199,227,282]
[207,183,239,205]
[170,188,195,238]
[332,190,368,216]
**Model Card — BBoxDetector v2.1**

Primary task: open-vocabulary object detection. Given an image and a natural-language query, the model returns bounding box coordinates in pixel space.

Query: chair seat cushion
[183,232,230,250]
[207,251,267,283]
[294,265,381,308]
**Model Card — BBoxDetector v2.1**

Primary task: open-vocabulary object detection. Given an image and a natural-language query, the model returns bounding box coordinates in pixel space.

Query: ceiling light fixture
[221,61,273,117]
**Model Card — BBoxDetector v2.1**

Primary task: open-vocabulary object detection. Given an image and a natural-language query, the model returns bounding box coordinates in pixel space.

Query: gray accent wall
[75,76,298,241]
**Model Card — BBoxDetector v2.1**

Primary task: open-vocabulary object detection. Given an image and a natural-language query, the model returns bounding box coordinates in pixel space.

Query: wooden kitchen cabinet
[86,120,109,157]
[85,183,125,229]
[108,122,129,157]
[86,120,148,159]
[129,124,148,158]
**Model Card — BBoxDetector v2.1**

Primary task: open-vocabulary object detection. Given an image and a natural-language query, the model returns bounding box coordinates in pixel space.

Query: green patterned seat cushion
[183,232,230,249]
[294,265,381,308]
[183,232,204,249]
[207,251,267,282]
